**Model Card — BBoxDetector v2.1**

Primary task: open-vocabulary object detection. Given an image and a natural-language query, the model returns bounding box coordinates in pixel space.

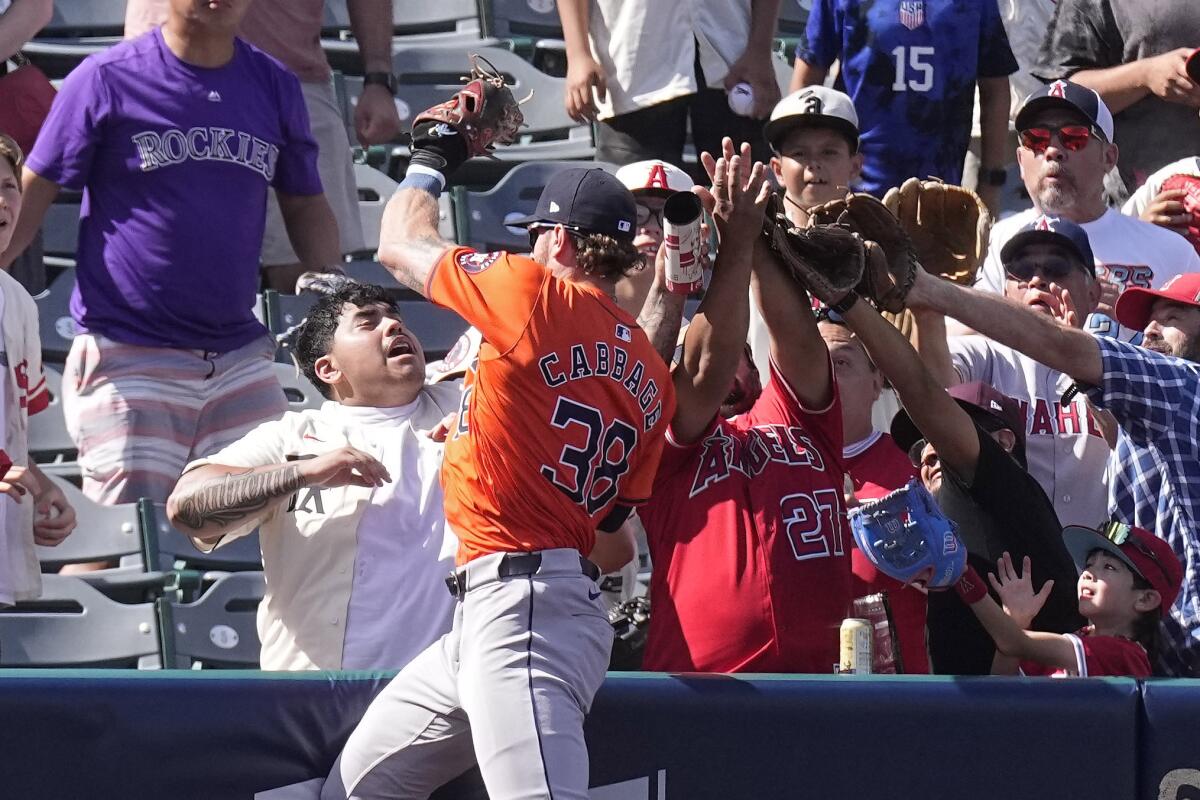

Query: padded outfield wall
[0,671,1197,799]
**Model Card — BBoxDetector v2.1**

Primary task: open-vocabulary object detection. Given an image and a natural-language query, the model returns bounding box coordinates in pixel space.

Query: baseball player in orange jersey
[320,120,675,797]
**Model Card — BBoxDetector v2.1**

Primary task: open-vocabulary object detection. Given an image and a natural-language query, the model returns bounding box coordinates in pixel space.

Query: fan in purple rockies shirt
[0,0,340,508]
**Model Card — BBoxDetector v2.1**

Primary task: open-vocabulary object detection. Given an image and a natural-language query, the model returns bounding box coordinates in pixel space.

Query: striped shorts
[62,333,288,505]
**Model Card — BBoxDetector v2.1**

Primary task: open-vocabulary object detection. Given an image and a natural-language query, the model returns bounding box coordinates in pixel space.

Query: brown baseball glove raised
[883,178,990,285]
[409,54,525,174]
[761,192,866,304]
[807,192,920,313]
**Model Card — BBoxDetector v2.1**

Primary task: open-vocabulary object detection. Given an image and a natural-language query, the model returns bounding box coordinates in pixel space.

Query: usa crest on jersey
[899,0,924,30]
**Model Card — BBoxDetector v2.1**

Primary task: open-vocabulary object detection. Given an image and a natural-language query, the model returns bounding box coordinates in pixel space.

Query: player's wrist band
[829,292,859,316]
[953,565,988,604]
[401,164,446,197]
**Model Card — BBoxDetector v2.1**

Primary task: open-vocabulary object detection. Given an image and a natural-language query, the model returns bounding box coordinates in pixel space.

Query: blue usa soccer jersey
[798,0,1017,196]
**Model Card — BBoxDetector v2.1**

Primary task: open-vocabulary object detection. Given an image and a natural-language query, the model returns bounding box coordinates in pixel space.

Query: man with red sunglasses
[974,81,1200,343]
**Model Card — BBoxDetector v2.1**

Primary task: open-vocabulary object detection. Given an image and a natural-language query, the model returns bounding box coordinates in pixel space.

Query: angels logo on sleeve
[455,250,502,274]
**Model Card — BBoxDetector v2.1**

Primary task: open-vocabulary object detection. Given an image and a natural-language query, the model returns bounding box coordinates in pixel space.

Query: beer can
[839,618,873,675]
[662,191,704,295]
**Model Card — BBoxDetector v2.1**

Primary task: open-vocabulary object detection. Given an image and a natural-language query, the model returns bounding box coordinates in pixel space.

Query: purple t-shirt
[26,29,322,352]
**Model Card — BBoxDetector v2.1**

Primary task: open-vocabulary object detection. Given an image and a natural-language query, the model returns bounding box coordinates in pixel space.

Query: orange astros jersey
[428,246,675,565]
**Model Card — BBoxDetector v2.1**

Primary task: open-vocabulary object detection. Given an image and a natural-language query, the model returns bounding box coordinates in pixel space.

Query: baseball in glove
[807,192,920,313]
[883,178,990,285]
[409,53,526,176]
[761,192,866,304]
[849,479,967,589]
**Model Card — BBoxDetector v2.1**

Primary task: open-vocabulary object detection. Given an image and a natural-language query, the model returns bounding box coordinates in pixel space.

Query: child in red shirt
[953,522,1183,677]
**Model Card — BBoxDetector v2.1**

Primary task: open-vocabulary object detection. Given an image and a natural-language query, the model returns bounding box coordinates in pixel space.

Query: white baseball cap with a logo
[615,160,694,197]
[765,86,860,153]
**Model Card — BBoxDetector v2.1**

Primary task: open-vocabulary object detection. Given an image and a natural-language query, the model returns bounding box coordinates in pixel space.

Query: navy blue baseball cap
[999,215,1096,277]
[509,168,637,244]
[1015,80,1114,143]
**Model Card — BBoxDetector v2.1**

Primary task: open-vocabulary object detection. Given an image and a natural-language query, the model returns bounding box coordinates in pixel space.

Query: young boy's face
[0,157,22,255]
[1077,549,1158,628]
[771,126,862,210]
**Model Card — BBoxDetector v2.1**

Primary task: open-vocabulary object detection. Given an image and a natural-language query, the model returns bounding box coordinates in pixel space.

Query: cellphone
[0,449,11,482]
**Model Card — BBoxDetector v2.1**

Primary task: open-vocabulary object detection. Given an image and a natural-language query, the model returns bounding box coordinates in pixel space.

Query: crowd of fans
[2,0,1200,691]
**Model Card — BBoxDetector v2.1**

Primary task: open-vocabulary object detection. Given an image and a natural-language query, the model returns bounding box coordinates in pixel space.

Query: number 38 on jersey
[540,397,638,515]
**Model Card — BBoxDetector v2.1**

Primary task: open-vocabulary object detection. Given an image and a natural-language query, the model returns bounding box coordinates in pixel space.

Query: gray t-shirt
[1034,0,1200,191]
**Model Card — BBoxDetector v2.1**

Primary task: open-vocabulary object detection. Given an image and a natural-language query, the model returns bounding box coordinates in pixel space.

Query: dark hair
[575,231,645,280]
[293,283,400,399]
[1129,571,1162,661]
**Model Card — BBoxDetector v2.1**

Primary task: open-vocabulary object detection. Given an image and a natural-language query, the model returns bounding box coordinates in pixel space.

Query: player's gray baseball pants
[321,548,612,800]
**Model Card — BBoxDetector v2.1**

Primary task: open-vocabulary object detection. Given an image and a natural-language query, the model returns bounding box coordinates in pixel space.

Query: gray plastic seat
[157,571,265,668]
[0,574,160,667]
[35,476,141,570]
[139,501,264,574]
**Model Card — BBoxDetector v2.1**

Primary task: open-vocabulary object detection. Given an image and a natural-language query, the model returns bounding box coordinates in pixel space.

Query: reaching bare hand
[1144,49,1200,107]
[1140,188,1192,232]
[564,54,608,122]
[988,552,1054,629]
[695,137,771,237]
[297,446,391,489]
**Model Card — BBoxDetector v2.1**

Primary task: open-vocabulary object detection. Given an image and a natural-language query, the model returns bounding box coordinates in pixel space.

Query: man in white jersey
[923,216,1113,528]
[975,80,1200,341]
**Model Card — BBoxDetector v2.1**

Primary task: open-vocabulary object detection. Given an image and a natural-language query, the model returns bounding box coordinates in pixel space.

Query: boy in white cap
[764,86,864,226]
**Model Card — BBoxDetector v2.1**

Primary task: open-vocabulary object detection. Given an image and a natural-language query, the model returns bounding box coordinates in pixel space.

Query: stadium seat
[28,367,79,478]
[452,160,617,253]
[42,192,81,260]
[273,361,326,411]
[22,0,126,79]
[34,476,142,570]
[373,44,595,174]
[34,273,77,367]
[321,0,491,74]
[0,574,161,668]
[157,571,265,669]
[353,163,457,253]
[138,500,264,574]
[776,0,812,63]
[479,0,567,74]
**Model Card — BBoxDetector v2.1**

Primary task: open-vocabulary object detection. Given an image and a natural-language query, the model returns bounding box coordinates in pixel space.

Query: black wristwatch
[981,167,1007,187]
[363,71,397,96]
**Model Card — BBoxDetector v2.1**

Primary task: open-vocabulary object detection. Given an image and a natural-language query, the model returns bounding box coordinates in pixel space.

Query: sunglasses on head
[1097,521,1170,588]
[1005,254,1088,284]
[1018,125,1101,155]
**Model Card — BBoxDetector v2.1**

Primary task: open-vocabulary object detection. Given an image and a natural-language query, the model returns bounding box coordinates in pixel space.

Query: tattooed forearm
[378,187,453,295]
[637,287,686,365]
[172,465,306,531]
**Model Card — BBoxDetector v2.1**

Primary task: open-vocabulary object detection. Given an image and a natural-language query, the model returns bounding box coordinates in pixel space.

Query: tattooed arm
[167,446,391,544]
[637,244,687,365]
[377,187,456,296]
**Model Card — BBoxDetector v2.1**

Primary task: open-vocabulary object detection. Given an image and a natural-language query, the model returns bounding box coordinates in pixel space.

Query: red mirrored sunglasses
[1018,125,1100,155]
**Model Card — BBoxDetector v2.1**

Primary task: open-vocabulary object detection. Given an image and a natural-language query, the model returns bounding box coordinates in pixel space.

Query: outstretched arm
[954,564,1078,672]
[906,269,1103,387]
[672,140,771,443]
[167,447,390,543]
[751,241,831,409]
[377,188,456,296]
[636,243,687,365]
[840,294,982,482]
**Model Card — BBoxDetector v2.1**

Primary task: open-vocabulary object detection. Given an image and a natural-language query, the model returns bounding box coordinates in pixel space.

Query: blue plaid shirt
[1084,336,1200,677]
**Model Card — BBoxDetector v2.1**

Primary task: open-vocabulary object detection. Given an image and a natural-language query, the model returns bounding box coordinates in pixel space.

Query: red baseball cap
[1063,522,1183,617]
[1114,273,1200,332]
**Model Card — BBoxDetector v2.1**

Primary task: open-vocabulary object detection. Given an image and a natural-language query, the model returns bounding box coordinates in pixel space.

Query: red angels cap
[1113,273,1200,333]
[1063,522,1183,616]
[615,160,693,197]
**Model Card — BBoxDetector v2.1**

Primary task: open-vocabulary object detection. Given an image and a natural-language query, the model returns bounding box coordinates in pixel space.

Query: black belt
[444,552,600,597]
